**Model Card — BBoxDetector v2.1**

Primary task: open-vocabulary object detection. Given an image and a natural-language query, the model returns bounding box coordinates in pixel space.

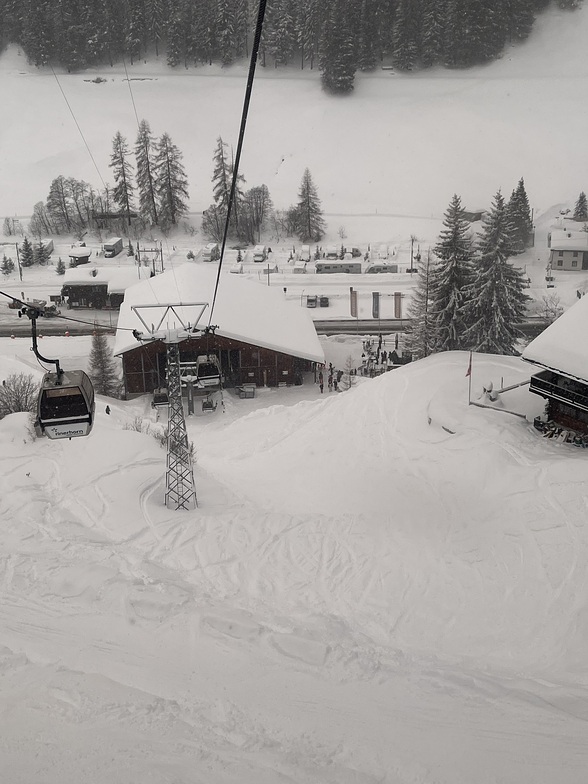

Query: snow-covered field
[2,4,588,782]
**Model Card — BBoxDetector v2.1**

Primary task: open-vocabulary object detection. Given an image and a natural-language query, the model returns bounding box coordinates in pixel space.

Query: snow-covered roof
[114,264,325,363]
[549,228,588,252]
[68,247,92,259]
[522,295,588,381]
[62,266,151,291]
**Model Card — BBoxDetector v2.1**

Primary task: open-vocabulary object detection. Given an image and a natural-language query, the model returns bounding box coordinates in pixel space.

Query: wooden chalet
[114,264,325,398]
[523,295,588,435]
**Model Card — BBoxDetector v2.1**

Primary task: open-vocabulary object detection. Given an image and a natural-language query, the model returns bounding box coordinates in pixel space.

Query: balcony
[529,369,588,413]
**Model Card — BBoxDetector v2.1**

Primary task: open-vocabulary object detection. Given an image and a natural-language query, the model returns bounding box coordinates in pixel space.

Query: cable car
[37,370,95,440]
[195,355,222,390]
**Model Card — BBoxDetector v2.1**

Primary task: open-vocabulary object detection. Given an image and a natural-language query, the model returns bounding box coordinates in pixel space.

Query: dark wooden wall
[121,334,311,396]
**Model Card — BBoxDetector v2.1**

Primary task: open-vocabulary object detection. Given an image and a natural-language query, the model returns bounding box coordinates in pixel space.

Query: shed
[68,247,92,266]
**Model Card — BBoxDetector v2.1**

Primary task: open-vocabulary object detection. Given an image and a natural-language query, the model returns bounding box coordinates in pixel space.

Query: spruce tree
[298,0,321,69]
[1,255,15,276]
[264,0,297,67]
[319,0,357,94]
[574,191,588,221]
[19,236,35,268]
[428,194,475,353]
[135,119,159,226]
[34,239,51,266]
[216,0,236,64]
[295,168,326,242]
[154,132,189,230]
[392,0,420,71]
[110,131,135,227]
[89,331,121,397]
[421,0,446,67]
[462,190,529,355]
[56,257,66,275]
[356,0,379,72]
[506,177,533,253]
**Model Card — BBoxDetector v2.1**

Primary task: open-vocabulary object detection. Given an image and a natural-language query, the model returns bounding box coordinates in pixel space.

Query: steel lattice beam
[164,342,197,510]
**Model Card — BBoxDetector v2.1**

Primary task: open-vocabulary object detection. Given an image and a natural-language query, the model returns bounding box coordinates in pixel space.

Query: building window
[573,251,579,257]
[557,259,563,266]
[559,250,564,256]
[572,260,578,267]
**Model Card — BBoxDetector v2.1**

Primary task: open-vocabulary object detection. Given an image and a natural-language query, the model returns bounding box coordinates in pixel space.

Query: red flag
[465,352,472,377]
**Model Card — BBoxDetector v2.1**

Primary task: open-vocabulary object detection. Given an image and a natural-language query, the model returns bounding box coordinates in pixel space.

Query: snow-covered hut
[523,295,588,433]
[114,264,325,397]
[61,267,151,309]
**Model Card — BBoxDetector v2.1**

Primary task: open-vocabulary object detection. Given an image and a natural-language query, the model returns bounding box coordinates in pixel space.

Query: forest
[0,0,582,93]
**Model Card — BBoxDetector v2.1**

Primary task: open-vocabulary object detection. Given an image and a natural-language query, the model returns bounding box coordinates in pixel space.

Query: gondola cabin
[195,355,222,389]
[37,370,95,440]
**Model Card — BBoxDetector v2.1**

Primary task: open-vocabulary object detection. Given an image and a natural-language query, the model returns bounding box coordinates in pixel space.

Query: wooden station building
[114,263,325,398]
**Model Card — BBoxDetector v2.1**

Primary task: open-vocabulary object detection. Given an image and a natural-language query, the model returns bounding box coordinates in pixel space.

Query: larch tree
[135,119,159,226]
[88,332,121,397]
[110,131,135,227]
[462,190,530,355]
[154,132,189,230]
[295,168,326,242]
[428,194,475,353]
[574,191,588,221]
[406,249,435,360]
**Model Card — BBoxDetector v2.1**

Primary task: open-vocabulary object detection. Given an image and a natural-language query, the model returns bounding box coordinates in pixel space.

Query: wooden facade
[530,368,588,435]
[122,333,311,397]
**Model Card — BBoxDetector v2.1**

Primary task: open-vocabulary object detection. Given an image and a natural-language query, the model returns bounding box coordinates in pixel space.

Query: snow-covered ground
[2,5,588,781]
[2,336,588,783]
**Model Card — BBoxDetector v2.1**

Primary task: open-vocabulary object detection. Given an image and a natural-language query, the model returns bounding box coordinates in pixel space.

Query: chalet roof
[62,266,151,291]
[522,294,588,382]
[549,228,588,252]
[68,247,92,259]
[113,263,325,364]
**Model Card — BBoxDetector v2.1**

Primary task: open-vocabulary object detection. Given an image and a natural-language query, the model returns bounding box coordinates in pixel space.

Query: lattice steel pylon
[164,341,197,510]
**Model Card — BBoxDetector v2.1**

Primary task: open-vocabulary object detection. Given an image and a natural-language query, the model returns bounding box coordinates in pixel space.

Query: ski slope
[1,337,588,783]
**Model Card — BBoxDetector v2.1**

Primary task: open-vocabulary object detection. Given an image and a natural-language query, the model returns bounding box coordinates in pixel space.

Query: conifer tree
[110,131,135,227]
[19,236,35,268]
[406,249,435,360]
[392,0,420,71]
[216,0,237,64]
[154,132,189,230]
[264,0,297,67]
[298,0,321,69]
[462,190,529,355]
[319,0,357,94]
[295,168,326,242]
[135,119,159,226]
[356,0,379,72]
[420,0,446,67]
[88,331,121,397]
[1,255,15,276]
[56,257,66,275]
[506,177,533,253]
[34,239,51,266]
[574,191,588,222]
[428,194,475,353]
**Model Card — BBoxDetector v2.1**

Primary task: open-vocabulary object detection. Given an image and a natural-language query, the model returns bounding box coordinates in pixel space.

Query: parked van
[252,244,268,263]
[103,237,123,258]
[299,245,311,262]
[344,246,362,258]
[293,260,307,273]
[202,242,220,262]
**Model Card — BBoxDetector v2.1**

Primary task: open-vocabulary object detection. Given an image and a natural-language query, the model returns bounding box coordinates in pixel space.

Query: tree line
[0,0,582,93]
[18,121,189,238]
[201,136,326,245]
[408,178,534,358]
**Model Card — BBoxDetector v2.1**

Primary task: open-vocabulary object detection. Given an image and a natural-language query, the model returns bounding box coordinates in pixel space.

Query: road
[0,316,551,339]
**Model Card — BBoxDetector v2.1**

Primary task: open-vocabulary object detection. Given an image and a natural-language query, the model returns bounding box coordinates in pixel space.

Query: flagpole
[467,351,472,405]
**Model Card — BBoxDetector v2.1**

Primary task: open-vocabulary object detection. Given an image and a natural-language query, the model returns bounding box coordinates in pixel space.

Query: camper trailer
[201,242,220,262]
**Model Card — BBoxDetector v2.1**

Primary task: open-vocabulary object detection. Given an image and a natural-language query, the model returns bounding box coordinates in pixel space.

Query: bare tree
[0,374,39,418]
